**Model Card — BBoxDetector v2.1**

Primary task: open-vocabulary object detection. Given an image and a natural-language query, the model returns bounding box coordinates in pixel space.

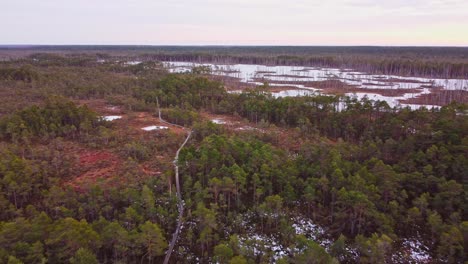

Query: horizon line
[1,44,468,48]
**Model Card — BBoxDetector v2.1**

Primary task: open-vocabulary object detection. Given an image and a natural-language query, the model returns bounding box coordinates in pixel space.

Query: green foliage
[355,233,393,263]
[292,236,338,264]
[0,152,35,209]
[46,218,101,262]
[161,107,199,126]
[213,243,234,264]
[0,99,100,142]
[122,141,150,161]
[0,66,39,82]
[69,248,98,264]
[7,256,24,264]
[436,226,465,263]
[138,221,168,259]
[229,255,248,264]
[191,65,212,75]
[139,74,226,111]
[0,54,466,263]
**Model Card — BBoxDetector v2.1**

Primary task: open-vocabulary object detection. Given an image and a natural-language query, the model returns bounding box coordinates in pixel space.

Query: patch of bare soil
[72,150,121,186]
[200,112,328,151]
[77,99,185,135]
[266,86,315,92]
[124,111,186,135]
[251,79,353,89]
[327,87,425,97]
[67,99,184,190]
[58,139,125,190]
[77,99,125,115]
[67,146,161,191]
[214,70,241,74]
[252,79,427,96]
[291,68,316,72]
[400,89,468,106]
[209,75,257,91]
[362,82,390,86]
[255,71,277,74]
[378,78,433,84]
[263,74,313,79]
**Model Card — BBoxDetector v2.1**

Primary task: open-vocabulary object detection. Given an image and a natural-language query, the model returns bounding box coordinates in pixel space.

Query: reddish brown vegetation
[263,74,313,79]
[327,87,425,97]
[63,100,184,190]
[200,112,328,151]
[400,90,468,106]
[251,79,426,96]
[66,148,122,190]
[209,75,256,91]
[77,99,125,115]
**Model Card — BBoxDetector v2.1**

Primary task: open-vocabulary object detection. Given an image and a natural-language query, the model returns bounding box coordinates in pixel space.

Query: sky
[2,0,468,46]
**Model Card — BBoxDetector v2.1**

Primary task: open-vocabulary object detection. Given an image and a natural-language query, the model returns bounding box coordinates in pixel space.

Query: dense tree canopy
[0,53,466,263]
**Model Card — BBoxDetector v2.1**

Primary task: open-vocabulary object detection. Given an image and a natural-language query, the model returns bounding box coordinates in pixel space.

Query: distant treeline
[151,53,468,79]
[2,45,468,78]
[2,45,468,59]
[1,46,467,78]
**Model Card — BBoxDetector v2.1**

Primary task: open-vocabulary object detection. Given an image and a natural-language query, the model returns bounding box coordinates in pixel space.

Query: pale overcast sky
[2,0,468,46]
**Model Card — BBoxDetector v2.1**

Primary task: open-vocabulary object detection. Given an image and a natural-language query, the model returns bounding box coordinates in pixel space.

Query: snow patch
[238,233,289,261]
[164,61,467,106]
[142,125,169,131]
[235,126,263,132]
[125,60,142,65]
[101,115,122,121]
[211,118,227,124]
[292,216,333,249]
[393,238,432,263]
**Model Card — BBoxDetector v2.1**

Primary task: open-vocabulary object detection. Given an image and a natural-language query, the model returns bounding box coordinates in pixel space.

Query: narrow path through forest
[159,103,192,264]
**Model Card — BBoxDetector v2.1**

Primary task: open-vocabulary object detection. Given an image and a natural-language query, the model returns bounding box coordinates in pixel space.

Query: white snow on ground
[164,61,467,108]
[393,238,432,263]
[216,212,433,263]
[141,125,169,131]
[271,89,317,98]
[164,62,468,91]
[211,118,227,124]
[291,216,333,249]
[101,115,122,121]
[235,126,255,131]
[125,60,142,65]
[238,233,290,261]
[405,239,431,262]
[235,126,265,133]
[292,217,325,240]
[346,89,441,110]
[235,214,333,262]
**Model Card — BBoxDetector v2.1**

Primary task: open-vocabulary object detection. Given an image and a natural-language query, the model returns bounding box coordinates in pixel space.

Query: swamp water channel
[163,61,468,110]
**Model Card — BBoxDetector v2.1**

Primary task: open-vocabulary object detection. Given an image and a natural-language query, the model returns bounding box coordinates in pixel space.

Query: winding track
[158,104,192,264]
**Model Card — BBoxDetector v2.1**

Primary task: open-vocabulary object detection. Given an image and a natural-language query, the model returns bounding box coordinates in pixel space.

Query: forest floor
[199,112,328,151]
[65,99,187,190]
[78,99,186,135]
[65,100,329,189]
[67,145,123,190]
